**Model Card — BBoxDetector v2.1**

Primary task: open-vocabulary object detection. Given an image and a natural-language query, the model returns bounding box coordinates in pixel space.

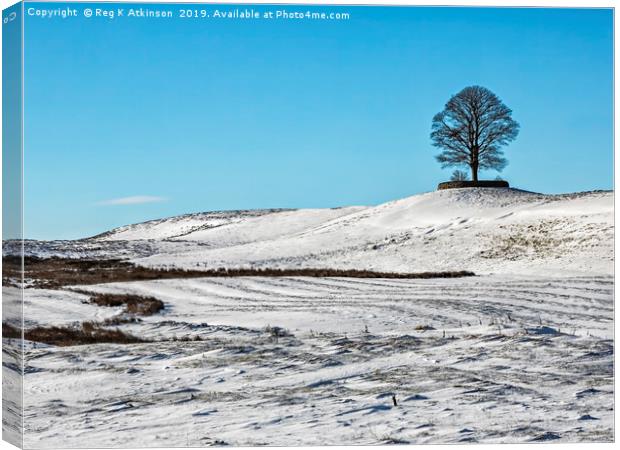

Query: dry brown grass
[3,256,475,289]
[414,324,435,331]
[2,322,147,346]
[89,293,165,316]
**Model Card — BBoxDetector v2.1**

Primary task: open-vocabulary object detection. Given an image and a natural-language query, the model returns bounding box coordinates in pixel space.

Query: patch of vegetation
[89,293,164,316]
[2,322,147,346]
[3,255,476,289]
[264,325,292,337]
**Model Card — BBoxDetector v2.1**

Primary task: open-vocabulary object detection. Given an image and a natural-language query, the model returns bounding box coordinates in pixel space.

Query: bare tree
[450,170,469,181]
[431,86,519,181]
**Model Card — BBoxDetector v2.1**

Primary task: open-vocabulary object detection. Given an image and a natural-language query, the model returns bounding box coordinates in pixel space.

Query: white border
[0,2,616,450]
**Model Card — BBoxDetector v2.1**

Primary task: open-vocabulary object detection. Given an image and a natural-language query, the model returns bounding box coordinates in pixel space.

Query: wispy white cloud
[96,195,167,206]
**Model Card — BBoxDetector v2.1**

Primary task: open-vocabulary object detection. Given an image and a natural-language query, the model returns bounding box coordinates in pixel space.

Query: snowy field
[3,188,614,446]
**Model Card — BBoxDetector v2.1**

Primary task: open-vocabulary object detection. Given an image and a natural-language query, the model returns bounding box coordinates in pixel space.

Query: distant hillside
[11,188,613,276]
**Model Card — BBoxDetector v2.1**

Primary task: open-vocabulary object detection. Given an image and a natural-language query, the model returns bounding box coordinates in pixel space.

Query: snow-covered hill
[93,206,365,245]
[17,188,614,276]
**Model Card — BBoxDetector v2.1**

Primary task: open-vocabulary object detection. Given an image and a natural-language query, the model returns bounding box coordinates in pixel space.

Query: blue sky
[3,2,22,240]
[21,3,613,240]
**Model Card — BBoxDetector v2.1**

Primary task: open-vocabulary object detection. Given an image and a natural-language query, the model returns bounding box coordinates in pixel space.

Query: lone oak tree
[431,86,519,182]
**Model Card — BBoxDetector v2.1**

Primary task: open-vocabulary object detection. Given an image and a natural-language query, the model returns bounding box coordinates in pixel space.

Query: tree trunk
[471,163,478,182]
[472,149,479,181]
